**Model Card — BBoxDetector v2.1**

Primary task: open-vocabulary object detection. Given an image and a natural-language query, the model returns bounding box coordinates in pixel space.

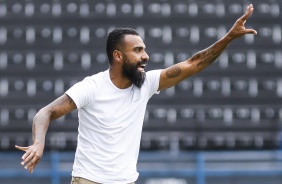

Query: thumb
[15,145,29,151]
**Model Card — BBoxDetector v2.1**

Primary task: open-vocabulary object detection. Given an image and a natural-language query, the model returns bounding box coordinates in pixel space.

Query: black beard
[122,55,146,89]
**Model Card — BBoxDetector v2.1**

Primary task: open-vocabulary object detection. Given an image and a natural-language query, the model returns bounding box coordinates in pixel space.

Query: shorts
[71,177,135,184]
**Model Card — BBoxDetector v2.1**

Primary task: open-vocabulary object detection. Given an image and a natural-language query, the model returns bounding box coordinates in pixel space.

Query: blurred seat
[0,0,281,152]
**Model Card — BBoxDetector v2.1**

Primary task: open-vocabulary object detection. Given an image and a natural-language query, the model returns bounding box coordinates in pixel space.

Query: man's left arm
[158,4,257,91]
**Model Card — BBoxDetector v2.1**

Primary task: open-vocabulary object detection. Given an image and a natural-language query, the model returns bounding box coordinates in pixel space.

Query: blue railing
[1,151,282,184]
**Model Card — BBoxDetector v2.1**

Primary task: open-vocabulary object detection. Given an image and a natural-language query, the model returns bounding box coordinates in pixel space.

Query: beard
[122,54,146,89]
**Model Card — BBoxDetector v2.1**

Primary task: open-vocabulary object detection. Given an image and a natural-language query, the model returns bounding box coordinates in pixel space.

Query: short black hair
[106,28,139,64]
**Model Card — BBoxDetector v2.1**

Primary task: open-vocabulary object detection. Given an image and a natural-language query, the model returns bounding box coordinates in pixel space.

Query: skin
[110,35,149,89]
[15,4,257,174]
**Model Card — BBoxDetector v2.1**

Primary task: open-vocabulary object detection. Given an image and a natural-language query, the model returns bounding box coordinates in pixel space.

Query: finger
[25,155,39,173]
[25,160,33,170]
[243,20,246,25]
[245,29,257,35]
[240,4,254,21]
[21,151,35,166]
[28,159,39,174]
[29,163,37,174]
[15,145,29,151]
[29,167,33,174]
[22,151,32,160]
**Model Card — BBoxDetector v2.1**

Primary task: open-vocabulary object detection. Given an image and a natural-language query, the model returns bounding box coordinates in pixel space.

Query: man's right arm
[15,94,77,173]
[158,4,257,91]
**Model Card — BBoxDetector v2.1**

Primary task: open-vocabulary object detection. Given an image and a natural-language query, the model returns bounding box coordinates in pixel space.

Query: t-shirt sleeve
[145,69,162,98]
[65,76,95,109]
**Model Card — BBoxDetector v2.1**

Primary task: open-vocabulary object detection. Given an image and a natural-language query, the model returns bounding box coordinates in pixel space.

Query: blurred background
[0,0,281,184]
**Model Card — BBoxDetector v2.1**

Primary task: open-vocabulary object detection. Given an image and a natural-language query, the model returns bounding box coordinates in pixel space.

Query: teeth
[138,67,145,72]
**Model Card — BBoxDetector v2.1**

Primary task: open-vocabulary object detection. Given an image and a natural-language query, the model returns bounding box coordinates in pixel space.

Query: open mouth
[137,64,146,72]
[137,60,147,73]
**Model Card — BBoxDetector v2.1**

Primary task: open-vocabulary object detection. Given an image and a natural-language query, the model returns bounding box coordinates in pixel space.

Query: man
[16,4,257,184]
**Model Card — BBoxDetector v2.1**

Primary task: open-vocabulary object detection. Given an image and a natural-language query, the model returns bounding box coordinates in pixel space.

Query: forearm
[32,109,52,145]
[188,3,257,71]
[189,35,233,71]
[32,94,77,144]
[16,94,76,174]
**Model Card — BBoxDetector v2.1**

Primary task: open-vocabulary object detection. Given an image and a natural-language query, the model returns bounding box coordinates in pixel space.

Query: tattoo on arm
[166,66,181,78]
[49,95,76,120]
[190,46,225,68]
[197,50,223,67]
[191,53,201,61]
[66,95,75,105]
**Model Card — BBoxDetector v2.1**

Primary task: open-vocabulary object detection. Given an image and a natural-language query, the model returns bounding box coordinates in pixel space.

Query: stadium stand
[0,0,281,184]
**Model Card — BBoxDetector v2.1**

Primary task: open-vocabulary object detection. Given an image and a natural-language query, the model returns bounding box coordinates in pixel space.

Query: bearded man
[16,4,257,184]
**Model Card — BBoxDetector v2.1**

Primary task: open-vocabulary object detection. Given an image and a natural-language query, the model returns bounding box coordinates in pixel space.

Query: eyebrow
[133,46,146,50]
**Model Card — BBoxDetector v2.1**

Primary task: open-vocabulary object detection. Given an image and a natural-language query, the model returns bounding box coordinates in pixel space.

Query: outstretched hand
[15,142,44,173]
[227,4,257,39]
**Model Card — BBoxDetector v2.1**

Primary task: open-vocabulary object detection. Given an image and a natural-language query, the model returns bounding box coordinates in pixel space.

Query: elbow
[32,108,52,125]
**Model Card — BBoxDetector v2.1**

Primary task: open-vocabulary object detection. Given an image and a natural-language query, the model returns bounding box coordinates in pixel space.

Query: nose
[142,51,149,61]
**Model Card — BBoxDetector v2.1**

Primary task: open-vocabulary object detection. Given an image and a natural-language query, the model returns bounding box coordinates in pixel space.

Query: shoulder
[140,69,162,95]
[144,69,162,83]
[83,70,107,84]
[72,71,108,93]
[146,69,162,76]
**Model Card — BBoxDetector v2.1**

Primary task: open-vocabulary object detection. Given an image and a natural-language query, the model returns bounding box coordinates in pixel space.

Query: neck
[109,66,132,89]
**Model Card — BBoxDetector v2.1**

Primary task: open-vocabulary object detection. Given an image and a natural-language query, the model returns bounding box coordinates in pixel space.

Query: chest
[88,87,148,124]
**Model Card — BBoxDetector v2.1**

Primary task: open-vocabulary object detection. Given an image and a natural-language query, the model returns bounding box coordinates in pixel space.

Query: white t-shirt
[66,69,161,184]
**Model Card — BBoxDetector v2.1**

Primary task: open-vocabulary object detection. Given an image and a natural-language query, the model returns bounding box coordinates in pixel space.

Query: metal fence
[1,150,282,184]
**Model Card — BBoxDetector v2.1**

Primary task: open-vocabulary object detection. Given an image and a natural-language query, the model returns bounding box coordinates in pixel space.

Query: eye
[135,47,142,53]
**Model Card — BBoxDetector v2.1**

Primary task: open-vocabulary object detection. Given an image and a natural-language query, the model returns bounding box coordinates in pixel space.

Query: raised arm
[158,4,257,91]
[15,94,77,173]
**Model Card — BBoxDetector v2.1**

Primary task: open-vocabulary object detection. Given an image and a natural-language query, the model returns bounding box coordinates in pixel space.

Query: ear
[113,50,123,63]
